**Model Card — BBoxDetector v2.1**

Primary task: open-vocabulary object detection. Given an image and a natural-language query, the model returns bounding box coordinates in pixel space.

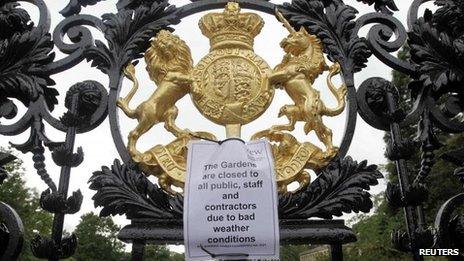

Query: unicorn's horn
[275,9,296,34]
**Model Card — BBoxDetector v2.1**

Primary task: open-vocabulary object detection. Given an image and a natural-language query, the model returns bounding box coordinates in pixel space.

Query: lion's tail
[323,62,347,117]
[117,63,138,118]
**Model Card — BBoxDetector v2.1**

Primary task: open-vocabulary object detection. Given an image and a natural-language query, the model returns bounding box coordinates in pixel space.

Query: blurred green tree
[73,213,125,260]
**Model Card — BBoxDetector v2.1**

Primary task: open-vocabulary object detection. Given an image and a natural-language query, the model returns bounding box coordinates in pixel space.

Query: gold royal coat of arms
[117,2,347,194]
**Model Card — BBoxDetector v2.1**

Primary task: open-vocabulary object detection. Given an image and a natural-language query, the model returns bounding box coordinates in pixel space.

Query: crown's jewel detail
[199,2,264,50]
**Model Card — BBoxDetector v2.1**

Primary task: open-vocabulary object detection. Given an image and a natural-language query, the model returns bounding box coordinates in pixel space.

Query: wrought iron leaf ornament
[60,0,158,17]
[280,0,371,73]
[409,9,464,97]
[40,189,83,214]
[0,29,58,118]
[434,0,464,37]
[52,145,84,167]
[279,157,383,219]
[0,2,33,39]
[31,234,77,259]
[89,157,382,221]
[355,0,398,14]
[89,160,181,219]
[116,0,164,10]
[87,1,179,73]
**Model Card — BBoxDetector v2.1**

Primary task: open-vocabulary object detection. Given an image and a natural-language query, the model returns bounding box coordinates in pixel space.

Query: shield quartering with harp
[117,2,347,194]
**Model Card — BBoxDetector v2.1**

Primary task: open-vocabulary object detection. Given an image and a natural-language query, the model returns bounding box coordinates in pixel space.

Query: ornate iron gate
[0,0,463,260]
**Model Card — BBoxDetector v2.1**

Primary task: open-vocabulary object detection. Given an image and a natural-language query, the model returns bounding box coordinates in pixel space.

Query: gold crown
[199,2,264,50]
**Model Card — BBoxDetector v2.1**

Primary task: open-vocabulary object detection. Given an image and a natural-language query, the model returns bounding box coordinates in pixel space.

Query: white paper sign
[184,139,280,260]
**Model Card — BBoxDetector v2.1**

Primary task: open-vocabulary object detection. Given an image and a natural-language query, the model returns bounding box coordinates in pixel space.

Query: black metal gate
[1,0,463,260]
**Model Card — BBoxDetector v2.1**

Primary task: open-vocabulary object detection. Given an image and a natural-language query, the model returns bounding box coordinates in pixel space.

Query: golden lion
[269,12,348,155]
[117,30,194,158]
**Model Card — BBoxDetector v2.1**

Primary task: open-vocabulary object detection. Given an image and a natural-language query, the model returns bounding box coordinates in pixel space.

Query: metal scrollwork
[356,0,464,258]
[0,0,109,258]
[354,12,415,76]
[1,0,464,260]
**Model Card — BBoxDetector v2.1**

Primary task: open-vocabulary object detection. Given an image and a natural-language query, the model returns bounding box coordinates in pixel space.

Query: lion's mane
[145,30,193,85]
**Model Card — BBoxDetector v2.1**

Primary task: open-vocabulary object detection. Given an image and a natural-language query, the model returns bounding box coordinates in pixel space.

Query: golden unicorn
[117,30,194,158]
[268,12,348,155]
